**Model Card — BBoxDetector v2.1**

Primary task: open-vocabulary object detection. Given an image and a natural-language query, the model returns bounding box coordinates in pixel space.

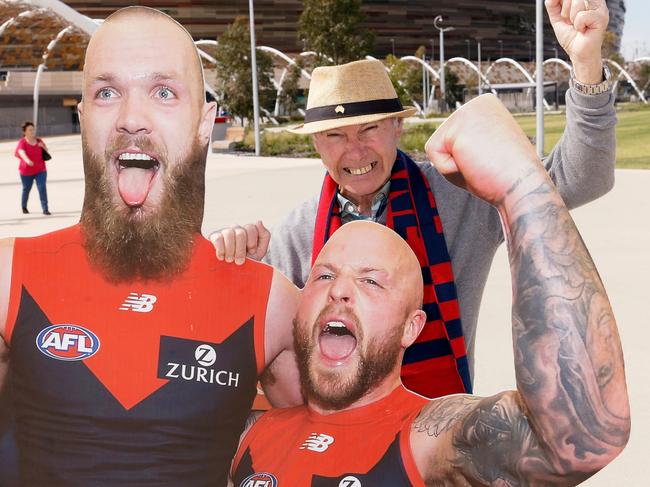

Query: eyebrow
[316,263,388,275]
[89,71,183,84]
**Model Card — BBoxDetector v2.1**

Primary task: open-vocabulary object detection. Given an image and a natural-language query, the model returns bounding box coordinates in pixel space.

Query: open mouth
[116,151,161,207]
[318,319,358,363]
[343,161,377,176]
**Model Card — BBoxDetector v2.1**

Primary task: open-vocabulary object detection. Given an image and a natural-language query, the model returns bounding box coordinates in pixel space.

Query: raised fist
[425,94,548,208]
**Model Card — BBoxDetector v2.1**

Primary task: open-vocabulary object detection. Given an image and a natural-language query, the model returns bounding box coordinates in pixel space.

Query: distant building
[63,0,627,60]
[0,0,627,138]
[0,0,627,70]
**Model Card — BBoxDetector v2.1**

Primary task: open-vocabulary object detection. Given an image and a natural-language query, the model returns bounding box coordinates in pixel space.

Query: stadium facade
[62,0,626,60]
[0,0,627,139]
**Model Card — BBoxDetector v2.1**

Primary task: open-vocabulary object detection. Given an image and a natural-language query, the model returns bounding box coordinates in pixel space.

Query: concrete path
[1,135,647,485]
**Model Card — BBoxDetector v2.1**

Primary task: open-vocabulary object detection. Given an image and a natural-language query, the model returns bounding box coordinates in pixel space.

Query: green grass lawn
[515,104,650,169]
[252,104,649,168]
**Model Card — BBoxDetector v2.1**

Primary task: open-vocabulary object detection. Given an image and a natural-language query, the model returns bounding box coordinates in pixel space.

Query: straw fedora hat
[288,59,417,134]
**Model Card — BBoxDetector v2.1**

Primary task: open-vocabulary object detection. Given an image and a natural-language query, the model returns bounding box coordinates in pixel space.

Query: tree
[213,17,276,123]
[298,0,374,65]
[602,31,624,65]
[639,64,650,95]
[278,59,304,117]
[444,70,463,109]
[386,46,431,109]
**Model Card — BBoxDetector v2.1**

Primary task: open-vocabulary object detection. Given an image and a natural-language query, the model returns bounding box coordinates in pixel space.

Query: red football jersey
[232,385,429,486]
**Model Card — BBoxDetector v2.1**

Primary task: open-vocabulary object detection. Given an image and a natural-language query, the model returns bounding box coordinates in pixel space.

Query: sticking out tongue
[319,333,357,361]
[118,167,156,206]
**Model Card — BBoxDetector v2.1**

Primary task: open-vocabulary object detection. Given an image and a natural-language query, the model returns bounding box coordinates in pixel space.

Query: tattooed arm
[414,94,630,486]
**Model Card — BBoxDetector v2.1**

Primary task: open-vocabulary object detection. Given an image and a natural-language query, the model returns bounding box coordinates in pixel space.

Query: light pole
[248,0,261,156]
[391,38,395,57]
[526,40,532,63]
[434,15,454,112]
[498,39,503,59]
[535,0,544,158]
[477,39,482,95]
[429,38,435,107]
[465,39,470,60]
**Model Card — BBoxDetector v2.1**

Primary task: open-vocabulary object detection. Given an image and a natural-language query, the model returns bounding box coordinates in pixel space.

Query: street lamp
[390,38,395,57]
[248,0,261,156]
[498,39,503,59]
[477,38,482,95]
[465,39,470,60]
[434,15,455,112]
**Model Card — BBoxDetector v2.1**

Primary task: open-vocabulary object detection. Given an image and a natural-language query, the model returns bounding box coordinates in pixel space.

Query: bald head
[83,6,205,105]
[296,221,426,411]
[316,221,424,312]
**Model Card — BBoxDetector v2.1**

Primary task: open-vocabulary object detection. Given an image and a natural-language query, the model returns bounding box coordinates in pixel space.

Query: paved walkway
[1,135,647,485]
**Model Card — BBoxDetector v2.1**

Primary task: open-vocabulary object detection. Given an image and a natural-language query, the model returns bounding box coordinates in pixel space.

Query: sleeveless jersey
[4,225,273,486]
[232,386,428,487]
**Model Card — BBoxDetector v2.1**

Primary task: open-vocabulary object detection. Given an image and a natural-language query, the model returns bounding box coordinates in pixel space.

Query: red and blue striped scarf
[312,150,472,398]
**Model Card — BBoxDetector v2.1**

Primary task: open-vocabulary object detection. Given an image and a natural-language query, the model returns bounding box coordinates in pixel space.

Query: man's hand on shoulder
[209,221,270,265]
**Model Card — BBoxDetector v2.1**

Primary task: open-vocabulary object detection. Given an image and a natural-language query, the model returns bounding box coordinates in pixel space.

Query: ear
[198,101,217,145]
[394,117,404,139]
[401,309,426,349]
[77,101,84,126]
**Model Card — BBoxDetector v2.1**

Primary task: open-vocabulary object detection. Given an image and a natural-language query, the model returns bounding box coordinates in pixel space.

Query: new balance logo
[300,433,334,452]
[119,293,157,313]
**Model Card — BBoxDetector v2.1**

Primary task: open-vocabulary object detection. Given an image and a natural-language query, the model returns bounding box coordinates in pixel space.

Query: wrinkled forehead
[83,15,202,97]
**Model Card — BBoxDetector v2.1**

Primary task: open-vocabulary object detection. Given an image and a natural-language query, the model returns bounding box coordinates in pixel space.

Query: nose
[116,93,152,136]
[328,275,354,304]
[343,135,368,161]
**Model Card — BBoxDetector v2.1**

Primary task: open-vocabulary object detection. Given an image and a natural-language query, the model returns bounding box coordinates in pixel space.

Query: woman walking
[14,121,51,215]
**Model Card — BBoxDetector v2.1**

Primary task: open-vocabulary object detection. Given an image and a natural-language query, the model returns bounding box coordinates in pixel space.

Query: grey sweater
[263,88,616,378]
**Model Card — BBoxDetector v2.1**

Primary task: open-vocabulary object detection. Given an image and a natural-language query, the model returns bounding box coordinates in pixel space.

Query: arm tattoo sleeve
[431,181,630,487]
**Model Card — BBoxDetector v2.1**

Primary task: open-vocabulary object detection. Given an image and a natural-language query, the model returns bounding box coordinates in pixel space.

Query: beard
[80,133,207,282]
[293,307,404,411]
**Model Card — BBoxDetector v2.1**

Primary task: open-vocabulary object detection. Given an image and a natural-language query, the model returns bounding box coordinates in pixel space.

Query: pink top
[15,137,46,176]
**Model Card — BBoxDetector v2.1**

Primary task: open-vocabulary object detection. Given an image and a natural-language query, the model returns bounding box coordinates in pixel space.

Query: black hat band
[303,98,404,123]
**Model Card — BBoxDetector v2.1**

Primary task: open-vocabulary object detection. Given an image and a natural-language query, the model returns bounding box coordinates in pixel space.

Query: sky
[620,0,650,59]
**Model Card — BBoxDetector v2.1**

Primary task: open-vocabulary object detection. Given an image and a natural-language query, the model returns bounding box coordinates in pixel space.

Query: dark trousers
[20,171,48,212]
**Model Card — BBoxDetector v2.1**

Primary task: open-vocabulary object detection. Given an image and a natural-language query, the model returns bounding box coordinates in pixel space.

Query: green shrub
[236,130,320,158]
[235,122,438,159]
[399,123,437,154]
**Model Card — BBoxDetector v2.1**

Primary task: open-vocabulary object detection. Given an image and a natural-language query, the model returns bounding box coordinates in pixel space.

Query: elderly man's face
[294,222,425,411]
[312,118,403,202]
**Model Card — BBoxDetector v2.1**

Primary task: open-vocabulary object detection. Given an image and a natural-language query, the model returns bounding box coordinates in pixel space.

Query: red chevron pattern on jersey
[232,386,429,486]
[6,224,272,410]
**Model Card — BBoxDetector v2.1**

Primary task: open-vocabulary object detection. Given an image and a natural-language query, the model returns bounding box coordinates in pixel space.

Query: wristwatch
[570,65,612,95]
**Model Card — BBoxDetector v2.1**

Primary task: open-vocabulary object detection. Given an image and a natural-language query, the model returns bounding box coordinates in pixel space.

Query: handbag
[42,147,52,161]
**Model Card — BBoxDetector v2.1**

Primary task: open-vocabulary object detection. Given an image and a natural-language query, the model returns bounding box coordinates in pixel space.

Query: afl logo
[240,472,278,487]
[36,324,101,361]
